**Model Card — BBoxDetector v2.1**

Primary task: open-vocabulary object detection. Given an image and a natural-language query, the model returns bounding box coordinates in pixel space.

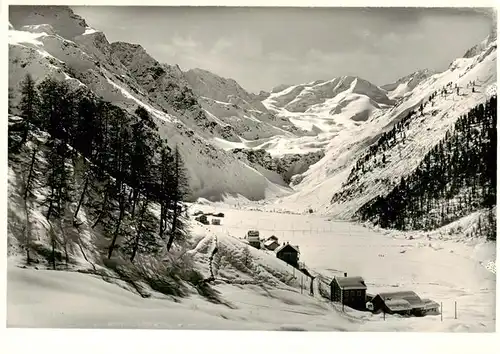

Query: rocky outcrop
[231,148,324,184]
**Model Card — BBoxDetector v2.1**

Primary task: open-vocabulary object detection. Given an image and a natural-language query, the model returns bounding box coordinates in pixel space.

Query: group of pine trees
[356,96,496,240]
[9,74,190,267]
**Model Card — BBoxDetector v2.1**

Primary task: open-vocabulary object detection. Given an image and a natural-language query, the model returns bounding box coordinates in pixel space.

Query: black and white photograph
[4,1,498,341]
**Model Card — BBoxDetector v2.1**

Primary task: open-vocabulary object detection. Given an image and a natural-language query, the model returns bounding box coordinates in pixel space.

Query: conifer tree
[167,146,190,251]
[21,145,40,264]
[158,144,173,241]
[19,74,40,143]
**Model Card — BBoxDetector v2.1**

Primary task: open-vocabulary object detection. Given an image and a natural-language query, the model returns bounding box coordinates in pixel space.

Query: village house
[370,291,439,316]
[246,230,261,249]
[330,274,367,311]
[275,243,300,267]
[194,214,209,225]
[264,237,279,251]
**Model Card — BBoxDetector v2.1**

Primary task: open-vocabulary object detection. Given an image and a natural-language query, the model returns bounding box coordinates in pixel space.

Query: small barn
[330,274,367,311]
[370,291,436,316]
[211,218,221,225]
[264,238,279,251]
[275,243,300,267]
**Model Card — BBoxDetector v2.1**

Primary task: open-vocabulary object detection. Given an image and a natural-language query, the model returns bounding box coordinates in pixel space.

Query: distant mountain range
[8,5,497,224]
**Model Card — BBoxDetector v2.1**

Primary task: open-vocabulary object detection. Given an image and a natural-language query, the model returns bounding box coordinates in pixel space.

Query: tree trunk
[167,200,178,252]
[130,230,140,263]
[50,225,56,270]
[60,220,69,266]
[159,202,166,240]
[92,188,109,229]
[131,188,139,217]
[130,199,146,263]
[24,149,37,200]
[107,189,125,259]
[24,199,31,265]
[46,192,54,220]
[73,173,89,225]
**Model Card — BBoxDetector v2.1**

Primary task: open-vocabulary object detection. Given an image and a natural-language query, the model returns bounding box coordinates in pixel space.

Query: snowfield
[7,204,496,332]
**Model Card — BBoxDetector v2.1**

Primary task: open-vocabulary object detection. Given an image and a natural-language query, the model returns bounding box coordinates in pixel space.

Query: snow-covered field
[7,203,496,332]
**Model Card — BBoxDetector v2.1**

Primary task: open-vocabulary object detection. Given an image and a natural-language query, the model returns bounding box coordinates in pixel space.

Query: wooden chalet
[264,238,279,250]
[246,230,261,249]
[275,243,300,267]
[330,274,367,311]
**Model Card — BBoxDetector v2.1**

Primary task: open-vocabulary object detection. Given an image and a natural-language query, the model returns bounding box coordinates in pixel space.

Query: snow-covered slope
[381,69,437,100]
[8,5,291,201]
[264,76,394,114]
[272,34,496,217]
[250,76,396,159]
[9,203,495,331]
[184,68,302,140]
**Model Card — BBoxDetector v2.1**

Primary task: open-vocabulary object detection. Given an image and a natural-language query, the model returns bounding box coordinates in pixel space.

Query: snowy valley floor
[7,204,496,331]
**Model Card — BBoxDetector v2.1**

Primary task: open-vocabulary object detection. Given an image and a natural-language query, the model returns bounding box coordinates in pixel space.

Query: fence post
[383,310,385,321]
[441,302,443,322]
[301,275,303,294]
[455,301,457,319]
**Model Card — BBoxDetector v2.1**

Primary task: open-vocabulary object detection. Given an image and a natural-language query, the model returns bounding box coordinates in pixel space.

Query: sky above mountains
[73,6,495,93]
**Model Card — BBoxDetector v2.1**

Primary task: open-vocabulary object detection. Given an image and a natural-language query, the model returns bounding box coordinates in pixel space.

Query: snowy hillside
[381,69,437,100]
[8,5,291,202]
[8,201,496,331]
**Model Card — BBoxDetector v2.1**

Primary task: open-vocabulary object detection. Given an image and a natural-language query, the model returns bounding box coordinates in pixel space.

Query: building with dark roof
[264,238,279,251]
[371,291,439,316]
[330,274,368,310]
[275,243,300,267]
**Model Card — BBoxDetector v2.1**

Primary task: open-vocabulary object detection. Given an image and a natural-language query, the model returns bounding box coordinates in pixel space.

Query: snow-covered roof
[376,291,425,309]
[264,239,279,247]
[332,276,367,290]
[275,243,300,254]
[385,299,412,312]
[421,299,440,310]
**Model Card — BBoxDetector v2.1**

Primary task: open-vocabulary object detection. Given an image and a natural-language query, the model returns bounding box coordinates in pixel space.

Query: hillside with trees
[9,73,193,273]
[355,96,497,240]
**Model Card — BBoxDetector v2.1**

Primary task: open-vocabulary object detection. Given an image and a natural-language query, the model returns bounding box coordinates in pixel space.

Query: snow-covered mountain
[8,5,292,201]
[273,33,496,218]
[381,69,437,100]
[8,5,497,222]
[184,68,301,140]
[7,6,496,333]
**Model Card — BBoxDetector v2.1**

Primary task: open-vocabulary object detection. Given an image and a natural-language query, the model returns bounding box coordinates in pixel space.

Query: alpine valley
[6,6,497,333]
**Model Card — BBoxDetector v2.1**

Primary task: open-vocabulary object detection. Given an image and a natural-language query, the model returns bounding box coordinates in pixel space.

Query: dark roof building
[330,274,368,311]
[371,291,438,316]
[264,239,279,250]
[334,276,367,290]
[276,243,300,267]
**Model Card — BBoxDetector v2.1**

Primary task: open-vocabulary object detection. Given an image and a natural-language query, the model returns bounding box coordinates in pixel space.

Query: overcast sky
[72,7,495,93]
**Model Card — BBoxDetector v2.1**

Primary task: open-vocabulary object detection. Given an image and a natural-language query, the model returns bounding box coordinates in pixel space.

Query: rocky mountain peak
[9,5,88,40]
